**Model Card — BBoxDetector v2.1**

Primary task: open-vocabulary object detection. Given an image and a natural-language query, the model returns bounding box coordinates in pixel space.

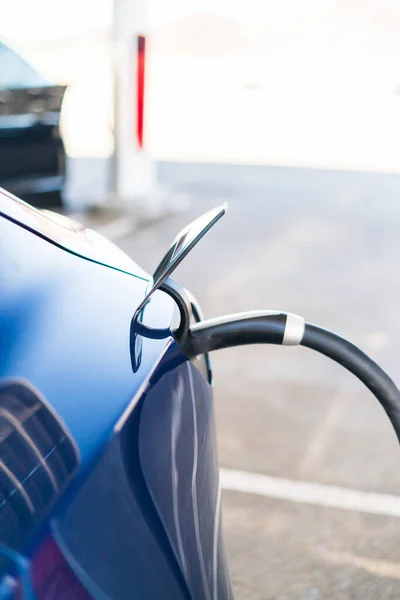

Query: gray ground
[116,162,400,599]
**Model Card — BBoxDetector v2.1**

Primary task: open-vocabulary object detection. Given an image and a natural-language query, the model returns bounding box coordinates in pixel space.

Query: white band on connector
[282,313,305,346]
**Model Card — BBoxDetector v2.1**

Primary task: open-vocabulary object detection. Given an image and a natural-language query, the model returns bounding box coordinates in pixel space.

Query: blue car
[0,188,233,600]
[1,187,400,599]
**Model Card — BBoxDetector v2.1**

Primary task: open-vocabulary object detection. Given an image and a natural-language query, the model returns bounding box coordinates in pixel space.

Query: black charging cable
[182,311,400,442]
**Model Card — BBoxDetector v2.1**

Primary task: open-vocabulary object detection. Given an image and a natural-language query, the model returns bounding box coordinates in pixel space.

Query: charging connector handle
[183,311,400,442]
[184,311,305,355]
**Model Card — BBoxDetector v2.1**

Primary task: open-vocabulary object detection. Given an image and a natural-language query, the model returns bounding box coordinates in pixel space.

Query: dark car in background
[0,42,67,208]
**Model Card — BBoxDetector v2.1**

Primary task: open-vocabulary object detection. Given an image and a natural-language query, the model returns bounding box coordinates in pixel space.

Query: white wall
[2,0,400,172]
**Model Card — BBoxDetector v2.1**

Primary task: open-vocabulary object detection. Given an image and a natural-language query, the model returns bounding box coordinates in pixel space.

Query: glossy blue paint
[0,192,233,599]
[52,358,233,600]
[0,211,174,471]
[138,360,233,600]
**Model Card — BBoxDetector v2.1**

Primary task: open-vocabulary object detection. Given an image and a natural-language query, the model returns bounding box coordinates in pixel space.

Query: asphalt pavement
[114,162,400,599]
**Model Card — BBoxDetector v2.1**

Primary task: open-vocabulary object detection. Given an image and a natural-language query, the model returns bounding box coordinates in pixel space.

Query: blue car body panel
[0,190,233,599]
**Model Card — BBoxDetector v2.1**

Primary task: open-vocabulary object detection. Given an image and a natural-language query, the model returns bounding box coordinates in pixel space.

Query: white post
[112,0,159,213]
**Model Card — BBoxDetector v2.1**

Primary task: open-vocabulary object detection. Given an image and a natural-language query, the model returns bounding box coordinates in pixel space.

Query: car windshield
[0,42,48,89]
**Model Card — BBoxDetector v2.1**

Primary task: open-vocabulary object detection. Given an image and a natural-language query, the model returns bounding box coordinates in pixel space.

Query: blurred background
[3,0,400,597]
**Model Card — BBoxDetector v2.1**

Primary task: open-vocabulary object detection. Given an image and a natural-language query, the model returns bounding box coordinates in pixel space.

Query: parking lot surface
[117,162,400,598]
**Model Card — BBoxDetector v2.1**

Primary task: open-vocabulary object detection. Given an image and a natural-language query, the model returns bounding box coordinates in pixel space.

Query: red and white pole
[113,0,158,211]
[136,34,146,151]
